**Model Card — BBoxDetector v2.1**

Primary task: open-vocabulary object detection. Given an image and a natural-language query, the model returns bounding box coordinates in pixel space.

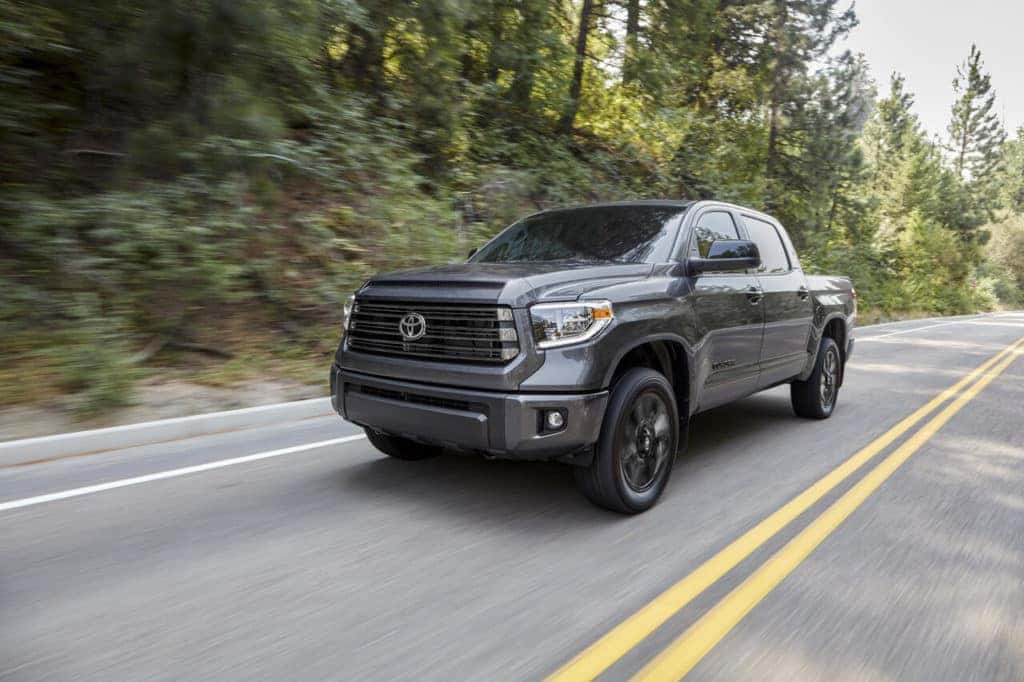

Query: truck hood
[357,261,654,306]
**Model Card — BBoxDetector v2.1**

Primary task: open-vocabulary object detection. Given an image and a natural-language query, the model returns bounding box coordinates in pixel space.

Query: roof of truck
[532,199,782,225]
[546,200,696,209]
[526,200,696,217]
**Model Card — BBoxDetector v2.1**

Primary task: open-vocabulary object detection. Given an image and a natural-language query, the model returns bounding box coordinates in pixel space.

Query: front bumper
[331,365,608,461]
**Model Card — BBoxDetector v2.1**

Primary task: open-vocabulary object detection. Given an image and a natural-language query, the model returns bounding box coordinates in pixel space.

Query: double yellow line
[549,336,1024,682]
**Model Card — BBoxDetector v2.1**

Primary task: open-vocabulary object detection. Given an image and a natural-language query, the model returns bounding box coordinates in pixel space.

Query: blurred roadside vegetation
[1,0,1023,419]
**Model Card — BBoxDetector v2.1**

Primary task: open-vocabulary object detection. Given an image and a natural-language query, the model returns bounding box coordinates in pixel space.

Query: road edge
[0,398,333,467]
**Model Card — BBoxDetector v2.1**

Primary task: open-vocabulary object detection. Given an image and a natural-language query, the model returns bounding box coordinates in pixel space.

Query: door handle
[797,286,810,300]
[746,286,763,305]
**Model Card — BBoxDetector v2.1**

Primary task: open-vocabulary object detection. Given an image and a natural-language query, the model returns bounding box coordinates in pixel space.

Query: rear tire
[791,336,841,419]
[575,368,679,514]
[365,429,442,460]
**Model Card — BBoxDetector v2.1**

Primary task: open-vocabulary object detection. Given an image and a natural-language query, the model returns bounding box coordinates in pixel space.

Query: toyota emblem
[399,312,427,341]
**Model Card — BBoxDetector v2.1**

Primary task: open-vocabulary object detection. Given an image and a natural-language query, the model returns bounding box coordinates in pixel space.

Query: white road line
[0,434,366,513]
[858,319,975,341]
[859,314,975,330]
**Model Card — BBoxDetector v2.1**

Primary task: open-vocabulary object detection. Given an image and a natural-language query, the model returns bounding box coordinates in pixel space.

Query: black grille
[346,300,519,364]
[355,384,483,413]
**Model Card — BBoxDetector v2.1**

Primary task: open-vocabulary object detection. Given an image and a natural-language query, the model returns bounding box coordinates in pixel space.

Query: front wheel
[791,336,842,419]
[575,368,679,514]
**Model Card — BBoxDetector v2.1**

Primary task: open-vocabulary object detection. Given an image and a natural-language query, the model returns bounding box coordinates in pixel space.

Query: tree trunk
[558,0,595,134]
[765,98,781,180]
[508,0,547,113]
[955,101,972,180]
[341,5,390,104]
[826,177,841,232]
[485,8,504,84]
[460,17,478,84]
[623,0,640,84]
[764,0,788,204]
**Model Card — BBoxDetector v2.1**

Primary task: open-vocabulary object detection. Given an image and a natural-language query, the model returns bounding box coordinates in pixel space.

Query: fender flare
[602,332,699,416]
[799,311,850,383]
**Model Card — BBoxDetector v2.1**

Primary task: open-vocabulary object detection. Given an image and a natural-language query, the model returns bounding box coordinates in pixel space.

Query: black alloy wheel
[618,391,673,493]
[575,367,679,513]
[791,336,842,419]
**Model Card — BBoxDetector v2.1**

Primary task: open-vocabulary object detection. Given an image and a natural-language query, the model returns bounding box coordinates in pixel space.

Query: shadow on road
[340,391,798,523]
[686,392,795,454]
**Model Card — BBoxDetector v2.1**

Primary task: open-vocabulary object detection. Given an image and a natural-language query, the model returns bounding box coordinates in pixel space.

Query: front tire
[365,429,442,460]
[791,336,842,419]
[575,368,679,514]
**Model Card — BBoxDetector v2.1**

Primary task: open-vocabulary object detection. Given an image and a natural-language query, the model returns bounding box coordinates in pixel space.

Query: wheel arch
[603,335,695,426]
[803,313,849,385]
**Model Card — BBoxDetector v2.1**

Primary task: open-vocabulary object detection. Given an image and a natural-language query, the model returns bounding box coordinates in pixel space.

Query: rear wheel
[365,429,442,460]
[575,368,679,514]
[791,336,841,419]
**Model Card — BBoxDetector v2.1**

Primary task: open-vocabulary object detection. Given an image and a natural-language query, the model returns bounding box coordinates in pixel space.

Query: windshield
[470,205,687,264]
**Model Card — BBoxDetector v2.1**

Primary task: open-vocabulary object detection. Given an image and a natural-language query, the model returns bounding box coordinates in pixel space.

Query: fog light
[545,410,565,430]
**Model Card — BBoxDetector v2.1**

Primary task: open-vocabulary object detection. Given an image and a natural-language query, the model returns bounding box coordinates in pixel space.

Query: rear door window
[741,216,790,274]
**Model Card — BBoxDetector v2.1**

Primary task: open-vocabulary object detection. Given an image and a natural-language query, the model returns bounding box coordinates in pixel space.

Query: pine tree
[557,0,597,134]
[875,75,917,158]
[762,1,858,177]
[758,0,858,238]
[946,44,1006,220]
[806,53,873,236]
[861,74,920,192]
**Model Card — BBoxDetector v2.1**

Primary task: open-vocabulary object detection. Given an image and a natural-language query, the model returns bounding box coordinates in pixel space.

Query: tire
[365,429,442,460]
[575,368,679,514]
[791,336,842,419]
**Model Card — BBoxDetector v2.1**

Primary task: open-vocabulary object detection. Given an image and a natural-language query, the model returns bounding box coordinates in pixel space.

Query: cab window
[742,216,790,274]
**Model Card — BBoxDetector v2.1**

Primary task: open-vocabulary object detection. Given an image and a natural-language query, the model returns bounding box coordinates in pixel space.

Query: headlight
[342,294,356,332]
[530,300,613,349]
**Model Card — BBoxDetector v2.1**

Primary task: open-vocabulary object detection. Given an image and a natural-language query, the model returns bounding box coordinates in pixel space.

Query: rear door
[739,214,814,387]
[687,207,765,410]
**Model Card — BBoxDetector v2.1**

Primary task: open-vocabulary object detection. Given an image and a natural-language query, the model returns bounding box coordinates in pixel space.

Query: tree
[985,216,1024,302]
[508,0,552,116]
[622,0,641,84]
[876,75,917,148]
[998,131,1024,215]
[761,0,858,206]
[707,0,858,245]
[806,53,873,236]
[558,0,597,134]
[864,74,918,181]
[946,44,1006,220]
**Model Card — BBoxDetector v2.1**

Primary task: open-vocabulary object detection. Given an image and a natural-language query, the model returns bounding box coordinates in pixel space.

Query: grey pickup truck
[331,200,856,513]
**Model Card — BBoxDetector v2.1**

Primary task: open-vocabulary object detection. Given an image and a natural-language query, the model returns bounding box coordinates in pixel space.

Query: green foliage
[58,313,138,417]
[984,216,1024,305]
[945,44,1007,224]
[1,0,1021,418]
[998,131,1024,214]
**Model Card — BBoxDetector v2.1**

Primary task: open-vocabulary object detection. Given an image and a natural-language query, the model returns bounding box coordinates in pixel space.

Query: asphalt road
[2,312,1024,681]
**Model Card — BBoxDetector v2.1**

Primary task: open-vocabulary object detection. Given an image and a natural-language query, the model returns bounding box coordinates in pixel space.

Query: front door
[688,209,765,411]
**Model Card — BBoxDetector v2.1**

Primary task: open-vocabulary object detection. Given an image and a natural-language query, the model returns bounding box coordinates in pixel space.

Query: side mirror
[688,239,761,274]
[467,247,478,259]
